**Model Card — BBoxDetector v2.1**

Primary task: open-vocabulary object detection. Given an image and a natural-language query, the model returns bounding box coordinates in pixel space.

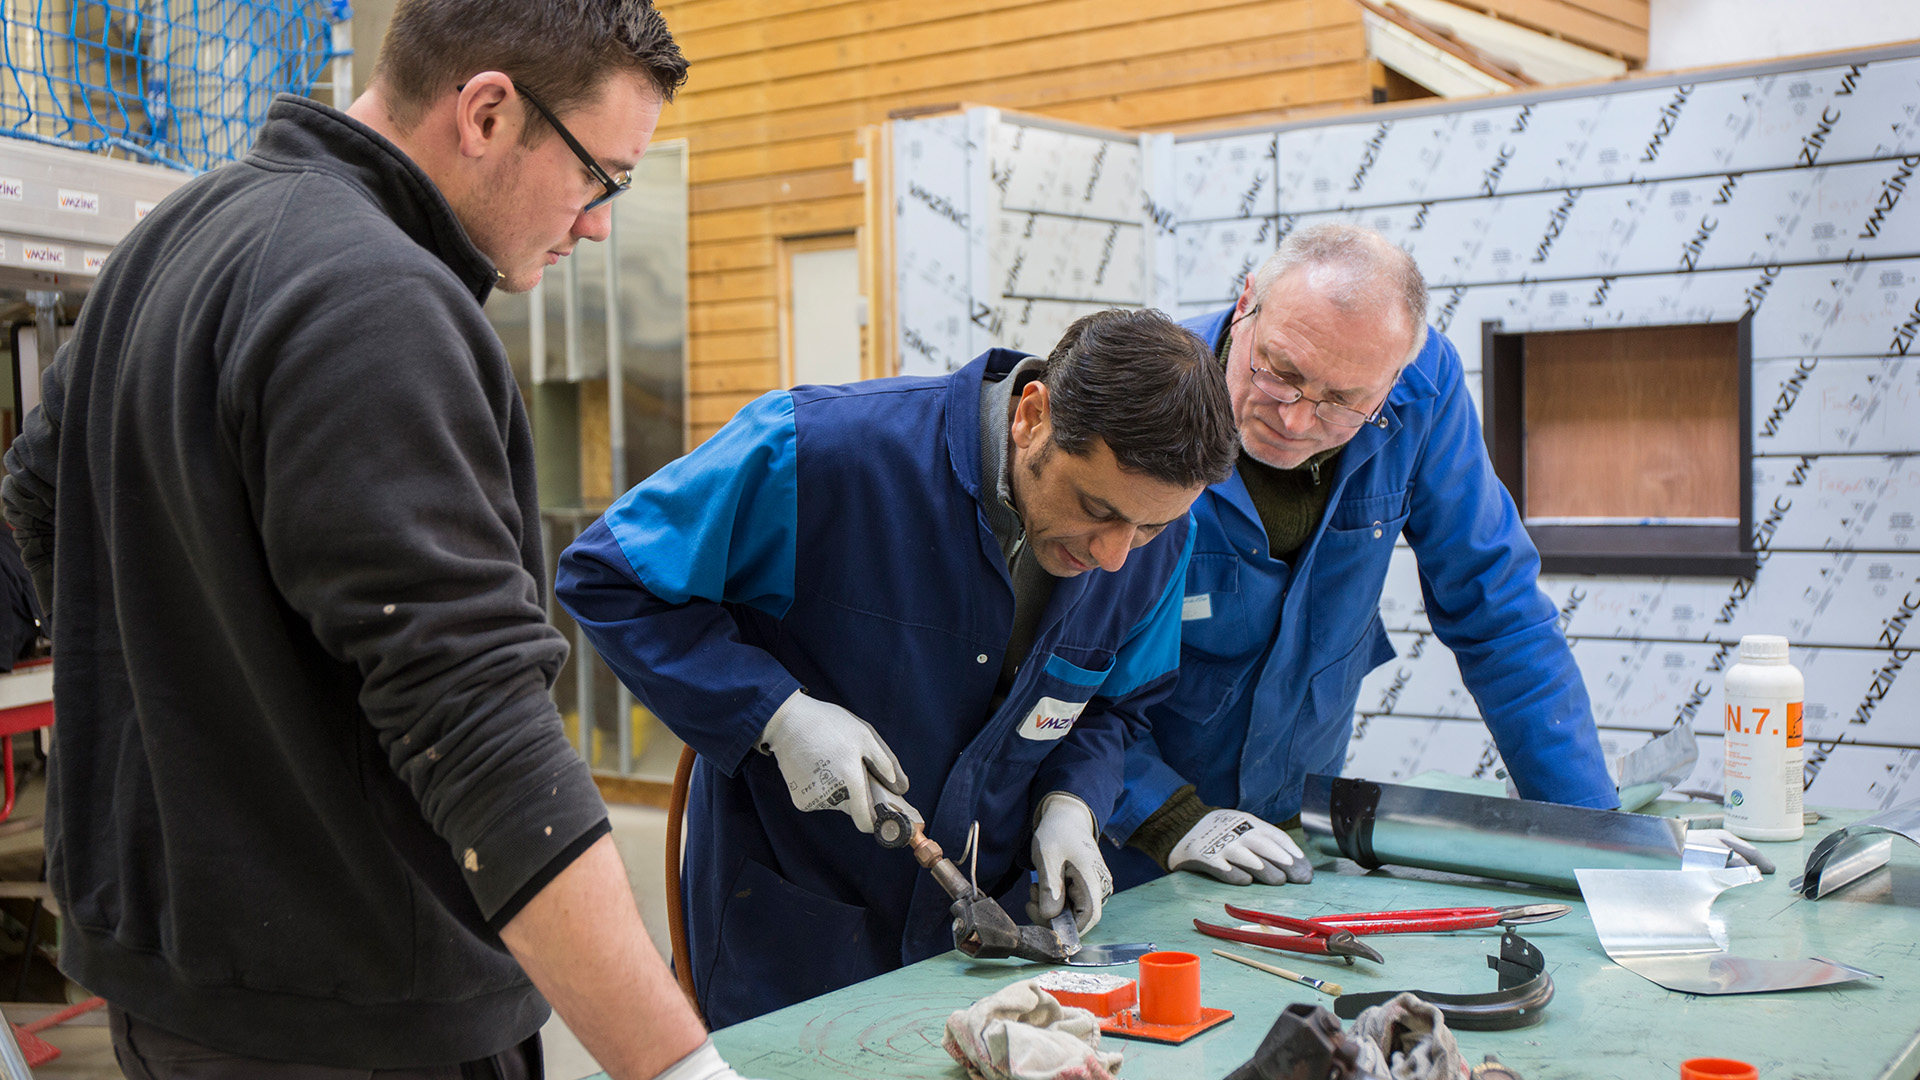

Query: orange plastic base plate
[1099,1005,1233,1044]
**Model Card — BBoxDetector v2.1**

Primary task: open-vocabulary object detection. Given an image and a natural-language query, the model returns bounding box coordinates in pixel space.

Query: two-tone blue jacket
[557,350,1192,1026]
[1105,310,1615,889]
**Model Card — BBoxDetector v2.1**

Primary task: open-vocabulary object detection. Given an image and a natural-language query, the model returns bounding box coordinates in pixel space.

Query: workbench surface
[610,805,1920,1080]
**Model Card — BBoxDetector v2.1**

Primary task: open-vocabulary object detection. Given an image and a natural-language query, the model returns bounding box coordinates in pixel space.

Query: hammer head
[950,893,1072,963]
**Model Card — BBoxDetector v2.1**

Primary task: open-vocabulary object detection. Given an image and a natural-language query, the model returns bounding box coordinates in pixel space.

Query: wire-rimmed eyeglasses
[1234,303,1392,430]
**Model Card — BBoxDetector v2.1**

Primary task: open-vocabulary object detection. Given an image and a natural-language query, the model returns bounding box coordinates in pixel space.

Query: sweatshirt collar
[245,94,499,304]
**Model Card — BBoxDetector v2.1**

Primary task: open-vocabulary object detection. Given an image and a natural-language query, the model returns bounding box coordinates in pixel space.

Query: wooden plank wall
[656,0,1377,446]
[1442,0,1648,64]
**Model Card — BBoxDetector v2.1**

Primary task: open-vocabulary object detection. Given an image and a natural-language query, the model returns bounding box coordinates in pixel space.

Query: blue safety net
[0,0,349,172]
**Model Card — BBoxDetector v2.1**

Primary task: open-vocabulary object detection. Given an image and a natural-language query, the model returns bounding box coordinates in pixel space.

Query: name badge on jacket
[1018,697,1088,740]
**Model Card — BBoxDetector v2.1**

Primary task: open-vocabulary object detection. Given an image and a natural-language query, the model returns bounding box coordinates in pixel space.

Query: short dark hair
[1041,309,1237,490]
[374,0,689,137]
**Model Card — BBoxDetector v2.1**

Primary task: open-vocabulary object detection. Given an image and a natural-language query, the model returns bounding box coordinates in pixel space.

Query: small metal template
[1065,942,1157,967]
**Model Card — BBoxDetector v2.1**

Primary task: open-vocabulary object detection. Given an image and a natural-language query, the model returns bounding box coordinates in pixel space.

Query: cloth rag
[1347,992,1469,1080]
[942,979,1123,1080]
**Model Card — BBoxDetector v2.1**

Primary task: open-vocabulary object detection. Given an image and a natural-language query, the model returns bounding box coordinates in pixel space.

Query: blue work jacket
[557,351,1192,1027]
[1106,310,1615,888]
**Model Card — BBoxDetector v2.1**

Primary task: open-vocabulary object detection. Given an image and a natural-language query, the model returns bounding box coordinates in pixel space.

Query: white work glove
[1024,793,1114,934]
[1168,809,1312,886]
[757,689,913,834]
[652,1039,757,1080]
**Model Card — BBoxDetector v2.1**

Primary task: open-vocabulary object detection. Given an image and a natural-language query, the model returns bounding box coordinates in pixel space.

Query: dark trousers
[109,1007,545,1080]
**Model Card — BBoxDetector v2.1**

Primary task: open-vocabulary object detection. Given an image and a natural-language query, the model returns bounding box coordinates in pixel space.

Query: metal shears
[1194,903,1571,966]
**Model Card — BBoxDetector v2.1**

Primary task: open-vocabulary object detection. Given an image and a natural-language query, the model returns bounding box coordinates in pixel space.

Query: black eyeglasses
[1233,303,1392,430]
[516,83,632,213]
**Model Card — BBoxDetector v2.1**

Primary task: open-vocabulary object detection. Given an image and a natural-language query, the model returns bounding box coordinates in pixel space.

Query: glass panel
[615,140,688,489]
[605,140,689,781]
[574,232,610,382]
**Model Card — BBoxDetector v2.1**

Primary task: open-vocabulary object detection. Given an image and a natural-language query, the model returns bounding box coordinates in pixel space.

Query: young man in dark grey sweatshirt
[2,3,746,1077]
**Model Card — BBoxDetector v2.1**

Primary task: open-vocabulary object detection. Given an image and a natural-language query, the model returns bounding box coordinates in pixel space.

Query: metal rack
[0,1,349,420]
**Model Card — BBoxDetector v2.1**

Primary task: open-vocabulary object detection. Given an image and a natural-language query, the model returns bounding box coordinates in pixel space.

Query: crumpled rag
[941,979,1123,1080]
[1347,991,1469,1080]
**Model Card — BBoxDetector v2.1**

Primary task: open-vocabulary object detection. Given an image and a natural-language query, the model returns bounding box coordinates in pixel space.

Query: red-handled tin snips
[1193,903,1569,966]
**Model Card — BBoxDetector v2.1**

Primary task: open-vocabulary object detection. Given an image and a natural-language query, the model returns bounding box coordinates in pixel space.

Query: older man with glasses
[1104,223,1619,892]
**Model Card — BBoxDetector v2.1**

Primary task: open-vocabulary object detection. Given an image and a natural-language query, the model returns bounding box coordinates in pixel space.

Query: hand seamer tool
[874,804,1152,966]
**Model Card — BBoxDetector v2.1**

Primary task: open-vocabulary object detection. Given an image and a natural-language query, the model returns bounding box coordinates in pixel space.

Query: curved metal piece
[1576,866,1880,994]
[1793,801,1920,899]
[1333,930,1553,1031]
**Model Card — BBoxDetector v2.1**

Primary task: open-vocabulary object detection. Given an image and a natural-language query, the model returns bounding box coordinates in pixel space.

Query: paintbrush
[1212,948,1343,996]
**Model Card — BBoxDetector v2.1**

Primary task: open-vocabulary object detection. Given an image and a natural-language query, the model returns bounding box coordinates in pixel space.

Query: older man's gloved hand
[1129,785,1312,886]
[1025,793,1113,933]
[757,689,913,834]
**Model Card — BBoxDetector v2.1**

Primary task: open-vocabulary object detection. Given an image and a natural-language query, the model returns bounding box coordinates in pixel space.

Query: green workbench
[614,804,1920,1080]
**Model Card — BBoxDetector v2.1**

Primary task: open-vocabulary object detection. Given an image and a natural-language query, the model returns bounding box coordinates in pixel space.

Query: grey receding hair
[1251,223,1430,369]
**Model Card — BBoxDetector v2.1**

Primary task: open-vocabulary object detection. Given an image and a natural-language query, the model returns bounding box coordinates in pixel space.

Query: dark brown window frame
[1481,316,1758,578]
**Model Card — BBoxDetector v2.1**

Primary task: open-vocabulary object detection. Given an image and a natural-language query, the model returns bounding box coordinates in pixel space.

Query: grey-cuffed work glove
[1025,793,1114,934]
[1130,785,1311,886]
[757,689,915,834]
[1169,809,1310,886]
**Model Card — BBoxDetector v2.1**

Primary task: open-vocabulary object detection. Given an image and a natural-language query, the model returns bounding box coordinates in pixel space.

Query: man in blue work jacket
[558,308,1237,1025]
[1108,224,1618,891]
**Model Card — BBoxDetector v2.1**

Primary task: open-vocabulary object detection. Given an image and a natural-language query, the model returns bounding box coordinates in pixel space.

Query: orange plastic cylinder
[1137,951,1201,1026]
[1681,1059,1758,1080]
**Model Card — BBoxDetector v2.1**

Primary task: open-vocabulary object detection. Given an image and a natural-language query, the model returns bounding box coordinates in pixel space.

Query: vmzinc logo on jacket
[1018,696,1086,740]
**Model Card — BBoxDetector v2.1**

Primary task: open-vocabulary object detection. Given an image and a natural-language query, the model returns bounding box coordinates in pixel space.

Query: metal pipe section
[605,225,631,774]
[1301,774,1687,891]
[27,291,61,377]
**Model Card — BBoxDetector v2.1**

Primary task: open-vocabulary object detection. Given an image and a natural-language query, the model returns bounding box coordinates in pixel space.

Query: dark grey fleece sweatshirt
[1,95,607,1067]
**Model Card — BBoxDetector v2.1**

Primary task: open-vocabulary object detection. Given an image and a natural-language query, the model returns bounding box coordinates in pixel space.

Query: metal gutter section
[1301,774,1687,890]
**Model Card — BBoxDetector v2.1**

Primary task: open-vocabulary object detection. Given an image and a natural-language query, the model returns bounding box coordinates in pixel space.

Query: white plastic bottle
[1722,634,1805,842]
